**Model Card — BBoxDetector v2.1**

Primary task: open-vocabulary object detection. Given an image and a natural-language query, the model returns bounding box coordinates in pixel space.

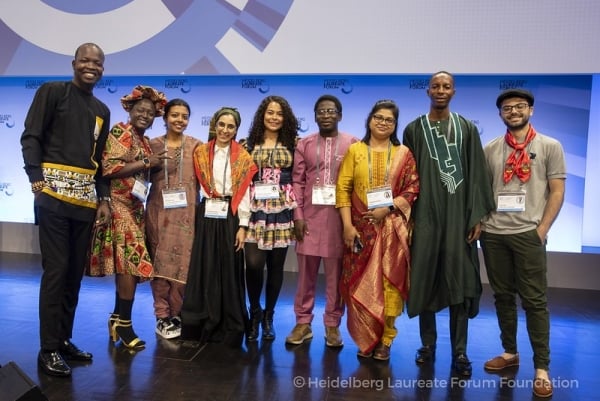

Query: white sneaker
[155,318,181,339]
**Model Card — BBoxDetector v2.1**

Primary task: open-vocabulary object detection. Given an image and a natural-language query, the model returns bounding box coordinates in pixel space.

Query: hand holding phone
[353,237,363,253]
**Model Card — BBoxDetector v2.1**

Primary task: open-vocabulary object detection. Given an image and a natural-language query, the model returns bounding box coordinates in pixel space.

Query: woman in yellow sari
[336,100,419,360]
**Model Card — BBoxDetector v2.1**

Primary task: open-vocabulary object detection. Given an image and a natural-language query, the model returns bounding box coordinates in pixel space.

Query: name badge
[366,186,393,209]
[204,198,229,219]
[162,188,187,209]
[312,185,336,205]
[254,182,279,200]
[131,179,149,202]
[497,190,526,212]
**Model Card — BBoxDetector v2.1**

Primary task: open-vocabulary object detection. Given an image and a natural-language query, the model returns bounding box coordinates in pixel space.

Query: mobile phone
[353,237,363,253]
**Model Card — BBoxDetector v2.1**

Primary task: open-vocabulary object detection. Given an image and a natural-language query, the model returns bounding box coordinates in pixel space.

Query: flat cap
[496,89,535,108]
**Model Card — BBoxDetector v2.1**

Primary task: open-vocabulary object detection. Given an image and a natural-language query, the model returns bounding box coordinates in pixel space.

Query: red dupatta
[341,145,419,353]
[193,139,258,214]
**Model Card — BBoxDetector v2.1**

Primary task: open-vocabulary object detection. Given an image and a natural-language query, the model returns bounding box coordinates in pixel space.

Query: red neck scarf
[504,125,536,184]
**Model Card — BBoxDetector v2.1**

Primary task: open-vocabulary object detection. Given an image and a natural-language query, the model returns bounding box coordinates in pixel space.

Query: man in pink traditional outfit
[286,95,358,347]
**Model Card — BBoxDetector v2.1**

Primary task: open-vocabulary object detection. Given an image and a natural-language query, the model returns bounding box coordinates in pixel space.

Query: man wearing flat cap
[480,88,566,398]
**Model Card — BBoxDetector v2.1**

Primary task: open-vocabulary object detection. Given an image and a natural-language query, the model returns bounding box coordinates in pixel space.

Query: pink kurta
[292,132,358,326]
[293,132,358,258]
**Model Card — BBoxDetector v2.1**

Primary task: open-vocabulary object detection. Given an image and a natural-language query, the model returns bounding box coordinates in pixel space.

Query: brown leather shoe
[533,377,553,398]
[372,343,391,361]
[484,354,519,371]
[356,350,373,358]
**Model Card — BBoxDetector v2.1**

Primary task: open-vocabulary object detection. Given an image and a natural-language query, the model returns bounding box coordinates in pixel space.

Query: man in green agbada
[402,71,495,377]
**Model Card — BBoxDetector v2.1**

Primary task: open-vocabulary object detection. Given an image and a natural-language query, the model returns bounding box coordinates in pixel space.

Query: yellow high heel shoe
[114,319,146,350]
[108,314,119,342]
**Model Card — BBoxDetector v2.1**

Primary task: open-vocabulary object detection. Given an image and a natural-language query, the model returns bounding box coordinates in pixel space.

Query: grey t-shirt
[481,131,566,234]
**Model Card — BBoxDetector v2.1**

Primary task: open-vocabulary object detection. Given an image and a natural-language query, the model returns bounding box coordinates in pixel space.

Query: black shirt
[21,81,111,221]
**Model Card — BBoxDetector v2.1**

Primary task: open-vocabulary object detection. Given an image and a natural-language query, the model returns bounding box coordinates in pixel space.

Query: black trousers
[38,207,93,350]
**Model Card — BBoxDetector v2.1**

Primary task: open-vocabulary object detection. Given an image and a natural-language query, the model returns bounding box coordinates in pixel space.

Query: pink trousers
[294,254,344,327]
[151,278,185,319]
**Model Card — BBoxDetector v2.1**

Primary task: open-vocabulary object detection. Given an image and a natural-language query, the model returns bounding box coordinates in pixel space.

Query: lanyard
[315,135,339,185]
[163,136,185,188]
[209,142,230,196]
[135,131,151,183]
[367,141,392,188]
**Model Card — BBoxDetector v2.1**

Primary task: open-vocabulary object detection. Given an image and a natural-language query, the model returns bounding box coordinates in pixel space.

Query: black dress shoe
[59,340,93,361]
[38,350,71,377]
[415,345,436,365]
[452,354,473,377]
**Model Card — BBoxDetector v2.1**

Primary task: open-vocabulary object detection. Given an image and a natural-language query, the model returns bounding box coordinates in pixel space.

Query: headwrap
[120,85,168,117]
[208,107,241,140]
[503,125,536,184]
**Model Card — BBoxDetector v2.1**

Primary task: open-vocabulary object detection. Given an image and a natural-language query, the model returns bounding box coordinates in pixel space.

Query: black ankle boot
[262,310,275,341]
[246,308,263,342]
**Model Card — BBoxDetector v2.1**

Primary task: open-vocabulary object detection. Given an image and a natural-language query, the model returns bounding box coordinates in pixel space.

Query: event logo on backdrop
[0,0,295,75]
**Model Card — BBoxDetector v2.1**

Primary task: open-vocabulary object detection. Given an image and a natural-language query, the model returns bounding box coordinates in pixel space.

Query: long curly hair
[245,95,299,152]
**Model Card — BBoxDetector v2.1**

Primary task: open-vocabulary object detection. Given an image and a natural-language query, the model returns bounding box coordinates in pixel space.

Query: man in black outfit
[21,43,111,377]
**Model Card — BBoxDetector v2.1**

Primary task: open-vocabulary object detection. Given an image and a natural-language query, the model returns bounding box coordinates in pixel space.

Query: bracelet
[98,196,111,203]
[31,181,45,193]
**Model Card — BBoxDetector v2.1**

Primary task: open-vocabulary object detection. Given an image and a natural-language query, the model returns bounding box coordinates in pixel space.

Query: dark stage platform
[1,252,597,401]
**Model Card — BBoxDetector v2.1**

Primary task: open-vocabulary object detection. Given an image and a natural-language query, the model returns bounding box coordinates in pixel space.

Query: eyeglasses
[372,114,396,125]
[316,108,339,116]
[501,103,529,114]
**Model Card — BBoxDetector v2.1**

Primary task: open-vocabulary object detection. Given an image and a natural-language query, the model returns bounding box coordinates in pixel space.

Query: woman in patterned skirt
[89,85,168,349]
[243,95,299,341]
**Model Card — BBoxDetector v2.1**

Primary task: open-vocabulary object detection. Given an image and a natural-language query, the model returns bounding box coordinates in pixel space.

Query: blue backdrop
[0,74,597,253]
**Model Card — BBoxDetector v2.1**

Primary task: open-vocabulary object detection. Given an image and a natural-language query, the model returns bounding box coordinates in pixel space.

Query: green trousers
[480,229,550,371]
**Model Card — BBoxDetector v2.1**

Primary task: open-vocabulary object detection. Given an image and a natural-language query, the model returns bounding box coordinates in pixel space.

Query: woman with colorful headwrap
[180,107,258,347]
[88,85,168,350]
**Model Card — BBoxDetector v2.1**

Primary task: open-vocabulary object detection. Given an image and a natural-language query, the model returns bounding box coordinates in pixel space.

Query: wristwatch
[142,156,150,168]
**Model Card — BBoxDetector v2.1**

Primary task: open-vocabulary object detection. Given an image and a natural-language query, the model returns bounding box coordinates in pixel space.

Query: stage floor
[1,252,598,401]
